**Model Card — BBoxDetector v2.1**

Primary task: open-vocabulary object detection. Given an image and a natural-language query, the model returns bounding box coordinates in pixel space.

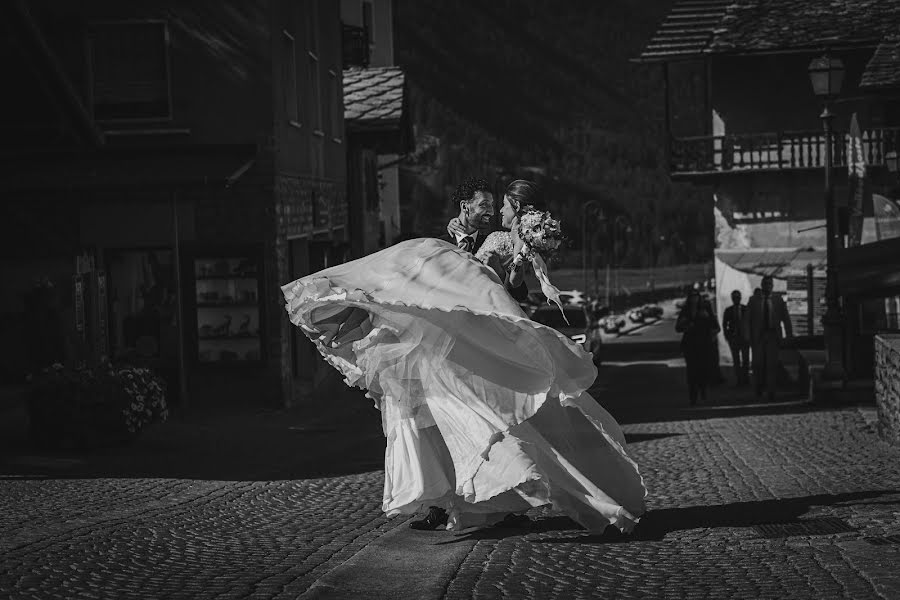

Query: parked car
[640,304,664,319]
[528,290,586,307]
[601,314,626,334]
[531,305,602,366]
[557,290,586,306]
[627,309,645,324]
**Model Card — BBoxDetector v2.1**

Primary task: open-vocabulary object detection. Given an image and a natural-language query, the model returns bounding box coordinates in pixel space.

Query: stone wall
[875,334,900,445]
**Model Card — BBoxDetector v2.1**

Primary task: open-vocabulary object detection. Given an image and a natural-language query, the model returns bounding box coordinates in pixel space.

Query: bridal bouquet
[516,209,571,323]
[517,208,564,262]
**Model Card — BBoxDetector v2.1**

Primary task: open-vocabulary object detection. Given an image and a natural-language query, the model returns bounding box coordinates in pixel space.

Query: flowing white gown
[281,237,646,532]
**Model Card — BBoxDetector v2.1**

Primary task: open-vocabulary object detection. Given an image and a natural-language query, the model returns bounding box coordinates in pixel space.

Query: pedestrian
[676,290,721,405]
[707,292,727,386]
[722,290,750,386]
[744,275,793,402]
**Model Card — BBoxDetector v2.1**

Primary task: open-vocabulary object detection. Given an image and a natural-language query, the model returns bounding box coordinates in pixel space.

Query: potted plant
[26,361,169,450]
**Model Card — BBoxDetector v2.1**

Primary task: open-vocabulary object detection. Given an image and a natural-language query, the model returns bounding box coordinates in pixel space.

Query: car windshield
[532,307,587,329]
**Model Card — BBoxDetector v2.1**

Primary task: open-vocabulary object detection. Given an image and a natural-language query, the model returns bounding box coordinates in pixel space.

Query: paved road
[2,330,899,599]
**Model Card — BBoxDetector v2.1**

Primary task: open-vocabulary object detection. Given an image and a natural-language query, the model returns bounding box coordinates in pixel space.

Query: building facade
[0,0,347,407]
[341,0,410,258]
[637,0,900,377]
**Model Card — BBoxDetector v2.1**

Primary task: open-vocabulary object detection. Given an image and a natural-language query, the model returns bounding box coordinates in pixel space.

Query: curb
[298,519,476,600]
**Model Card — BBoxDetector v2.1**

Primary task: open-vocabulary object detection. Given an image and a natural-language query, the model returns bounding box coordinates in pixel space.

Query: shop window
[105,249,176,363]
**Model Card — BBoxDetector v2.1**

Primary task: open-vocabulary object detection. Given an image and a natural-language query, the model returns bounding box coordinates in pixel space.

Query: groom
[441,176,495,254]
[441,176,529,303]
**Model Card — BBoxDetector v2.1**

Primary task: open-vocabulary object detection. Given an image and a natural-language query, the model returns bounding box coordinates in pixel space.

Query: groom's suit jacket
[440,229,528,303]
[440,229,488,255]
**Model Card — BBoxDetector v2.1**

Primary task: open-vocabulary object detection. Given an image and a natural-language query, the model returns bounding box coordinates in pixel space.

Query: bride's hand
[447,217,467,238]
[510,218,526,256]
[313,306,371,347]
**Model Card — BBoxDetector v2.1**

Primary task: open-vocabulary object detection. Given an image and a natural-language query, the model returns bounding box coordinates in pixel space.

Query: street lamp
[808,52,846,381]
[609,216,631,309]
[581,200,600,295]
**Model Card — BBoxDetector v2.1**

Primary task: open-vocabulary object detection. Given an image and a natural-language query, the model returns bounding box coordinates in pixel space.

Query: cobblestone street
[3,328,900,599]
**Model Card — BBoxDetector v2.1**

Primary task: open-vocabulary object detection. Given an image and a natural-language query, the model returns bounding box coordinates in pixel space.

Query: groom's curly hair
[451,177,492,208]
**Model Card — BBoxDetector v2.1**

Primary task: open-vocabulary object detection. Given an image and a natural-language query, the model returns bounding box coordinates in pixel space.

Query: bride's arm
[507,219,527,288]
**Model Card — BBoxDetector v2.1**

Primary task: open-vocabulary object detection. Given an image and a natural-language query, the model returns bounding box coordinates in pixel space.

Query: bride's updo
[505,179,544,214]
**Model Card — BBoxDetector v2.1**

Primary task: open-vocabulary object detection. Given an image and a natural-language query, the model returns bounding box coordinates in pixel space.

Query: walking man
[744,275,793,402]
[722,290,750,386]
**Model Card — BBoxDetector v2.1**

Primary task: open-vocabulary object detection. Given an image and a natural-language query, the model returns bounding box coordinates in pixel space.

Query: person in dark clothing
[676,291,721,405]
[744,275,793,402]
[723,290,750,386]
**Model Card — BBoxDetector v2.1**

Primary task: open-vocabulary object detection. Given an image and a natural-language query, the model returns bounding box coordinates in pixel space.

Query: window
[362,1,374,49]
[305,1,323,134]
[89,21,171,121]
[282,31,300,125]
[328,69,341,141]
[305,0,320,57]
[308,54,323,134]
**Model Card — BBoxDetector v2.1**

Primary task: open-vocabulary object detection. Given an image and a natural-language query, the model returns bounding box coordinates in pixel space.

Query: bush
[26,361,169,450]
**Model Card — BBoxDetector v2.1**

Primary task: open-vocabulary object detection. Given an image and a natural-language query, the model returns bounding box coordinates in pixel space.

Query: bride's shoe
[408,506,448,530]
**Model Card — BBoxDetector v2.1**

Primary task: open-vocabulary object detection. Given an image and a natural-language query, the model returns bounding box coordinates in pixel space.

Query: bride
[281,179,646,533]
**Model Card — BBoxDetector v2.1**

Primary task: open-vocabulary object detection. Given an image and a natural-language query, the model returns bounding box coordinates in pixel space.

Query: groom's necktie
[458,234,475,253]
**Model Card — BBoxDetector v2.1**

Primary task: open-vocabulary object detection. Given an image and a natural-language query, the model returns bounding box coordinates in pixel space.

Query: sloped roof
[343,66,405,130]
[636,0,732,62]
[860,36,900,90]
[637,0,900,61]
[708,0,900,54]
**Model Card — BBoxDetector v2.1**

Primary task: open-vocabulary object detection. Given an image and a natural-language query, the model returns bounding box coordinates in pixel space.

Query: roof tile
[638,0,900,61]
[343,66,406,128]
[860,36,900,90]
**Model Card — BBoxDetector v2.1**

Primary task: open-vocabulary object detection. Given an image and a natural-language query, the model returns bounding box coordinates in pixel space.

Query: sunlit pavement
[2,318,900,599]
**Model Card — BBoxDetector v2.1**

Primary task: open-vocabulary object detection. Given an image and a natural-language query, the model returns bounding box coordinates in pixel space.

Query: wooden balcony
[669,127,900,177]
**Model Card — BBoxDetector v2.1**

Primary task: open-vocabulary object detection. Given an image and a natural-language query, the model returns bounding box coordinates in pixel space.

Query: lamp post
[808,52,846,381]
[581,200,599,294]
[609,216,631,309]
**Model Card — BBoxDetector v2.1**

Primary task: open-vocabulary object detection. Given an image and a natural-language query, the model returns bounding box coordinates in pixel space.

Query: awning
[839,237,900,297]
[0,145,257,191]
[716,248,826,278]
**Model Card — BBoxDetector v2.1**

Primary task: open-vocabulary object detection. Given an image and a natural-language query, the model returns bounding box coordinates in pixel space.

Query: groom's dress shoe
[493,513,531,529]
[409,507,448,530]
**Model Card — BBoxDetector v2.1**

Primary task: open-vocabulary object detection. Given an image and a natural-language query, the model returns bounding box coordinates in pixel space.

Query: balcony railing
[670,127,900,175]
[342,24,369,69]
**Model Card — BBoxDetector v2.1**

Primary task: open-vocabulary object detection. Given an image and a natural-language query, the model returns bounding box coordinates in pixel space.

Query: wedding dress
[281,236,646,532]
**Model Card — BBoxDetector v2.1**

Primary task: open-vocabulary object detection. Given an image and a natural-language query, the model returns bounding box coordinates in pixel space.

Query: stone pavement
[2,343,900,599]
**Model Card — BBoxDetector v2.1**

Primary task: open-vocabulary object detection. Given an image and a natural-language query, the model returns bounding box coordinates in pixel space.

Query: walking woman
[675,290,721,405]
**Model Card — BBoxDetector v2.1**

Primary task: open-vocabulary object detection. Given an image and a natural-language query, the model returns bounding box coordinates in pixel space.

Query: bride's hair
[505,179,544,213]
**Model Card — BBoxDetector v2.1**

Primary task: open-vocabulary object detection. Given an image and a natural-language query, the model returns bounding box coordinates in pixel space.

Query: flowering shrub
[517,208,564,262]
[115,366,169,433]
[27,361,169,449]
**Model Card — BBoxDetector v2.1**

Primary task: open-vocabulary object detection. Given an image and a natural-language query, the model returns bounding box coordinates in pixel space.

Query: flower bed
[26,361,169,450]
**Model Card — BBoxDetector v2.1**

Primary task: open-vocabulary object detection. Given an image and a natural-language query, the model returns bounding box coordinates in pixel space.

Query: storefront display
[190,251,264,364]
